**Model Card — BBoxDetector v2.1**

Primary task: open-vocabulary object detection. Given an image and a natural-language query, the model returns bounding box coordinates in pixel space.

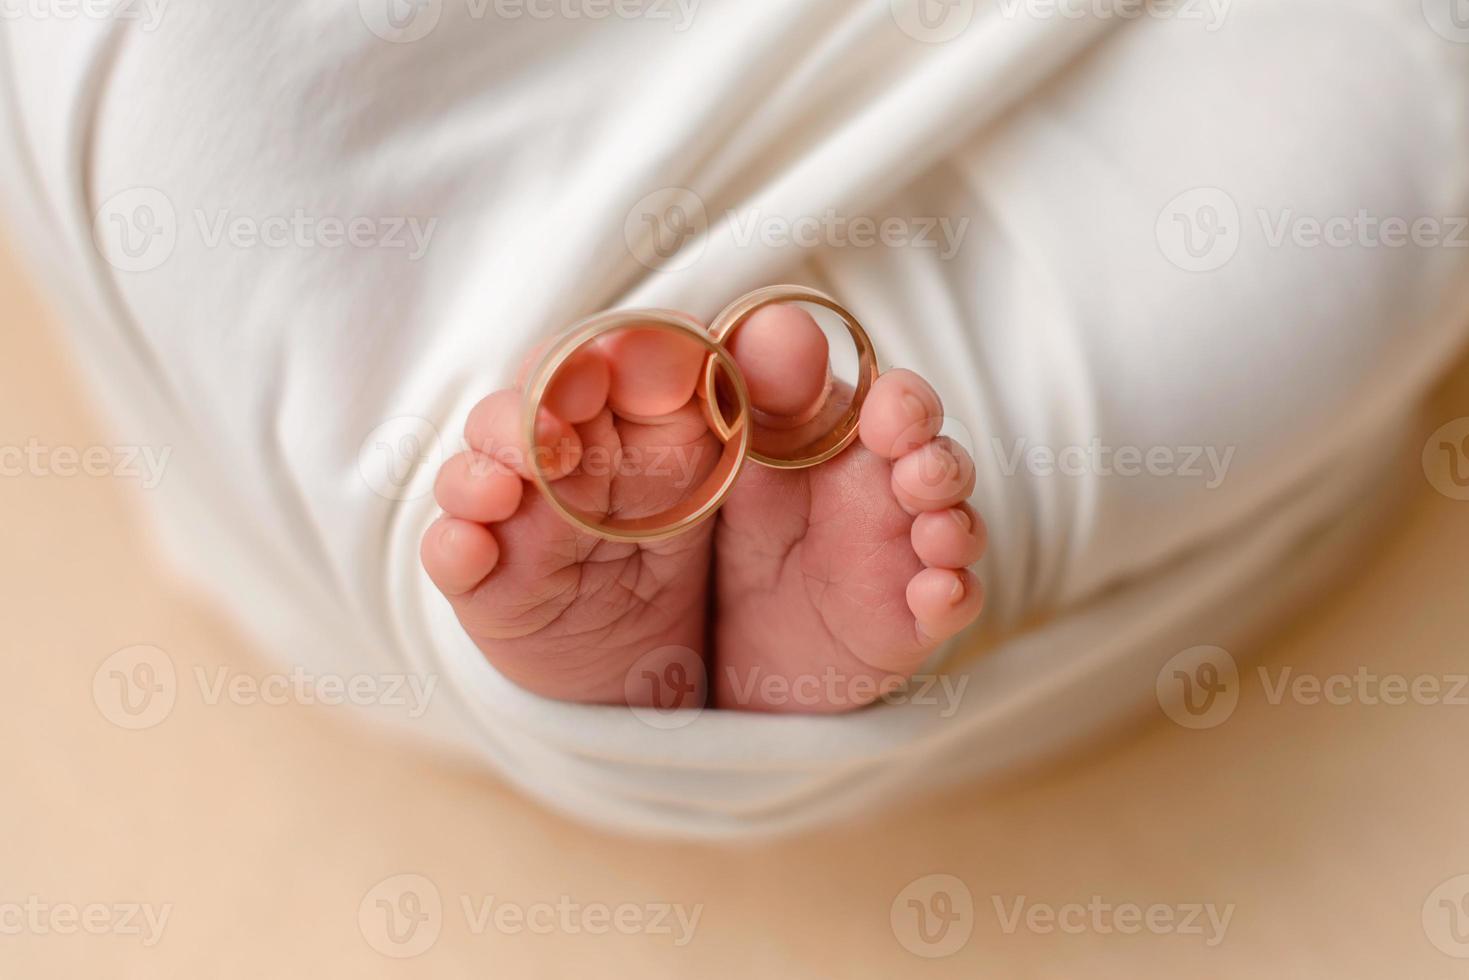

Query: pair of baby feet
[420,304,986,713]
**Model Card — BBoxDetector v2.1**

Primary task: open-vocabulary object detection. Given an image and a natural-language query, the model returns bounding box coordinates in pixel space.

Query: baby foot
[420,328,721,706]
[421,305,985,715]
[712,305,986,712]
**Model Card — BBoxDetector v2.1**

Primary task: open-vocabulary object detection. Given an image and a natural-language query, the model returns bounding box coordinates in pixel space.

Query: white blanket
[4,0,1468,836]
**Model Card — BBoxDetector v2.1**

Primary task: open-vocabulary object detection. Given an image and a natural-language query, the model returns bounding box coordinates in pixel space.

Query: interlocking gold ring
[521,309,751,544]
[702,284,879,470]
[523,287,879,542]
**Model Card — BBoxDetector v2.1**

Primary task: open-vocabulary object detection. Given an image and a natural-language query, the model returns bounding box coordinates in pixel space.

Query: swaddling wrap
[3,0,1468,837]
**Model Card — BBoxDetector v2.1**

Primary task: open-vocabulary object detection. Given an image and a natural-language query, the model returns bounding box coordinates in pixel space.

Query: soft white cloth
[3,0,1468,836]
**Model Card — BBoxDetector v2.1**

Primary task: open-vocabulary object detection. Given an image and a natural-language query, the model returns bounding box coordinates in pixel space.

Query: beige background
[3,238,1469,978]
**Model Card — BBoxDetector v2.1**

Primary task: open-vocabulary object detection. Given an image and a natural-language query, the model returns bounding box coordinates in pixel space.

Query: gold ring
[521,309,751,544]
[702,284,879,470]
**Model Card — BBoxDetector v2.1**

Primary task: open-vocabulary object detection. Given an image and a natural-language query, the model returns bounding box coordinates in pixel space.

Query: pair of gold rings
[522,285,878,543]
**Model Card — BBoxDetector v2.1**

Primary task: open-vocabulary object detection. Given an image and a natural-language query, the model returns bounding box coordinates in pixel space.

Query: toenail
[440,522,461,552]
[950,508,972,533]
[949,575,965,603]
[932,445,958,480]
[902,391,929,422]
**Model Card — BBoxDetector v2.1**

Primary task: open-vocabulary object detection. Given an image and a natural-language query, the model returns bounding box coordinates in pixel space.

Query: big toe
[601,327,706,419]
[727,304,830,421]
